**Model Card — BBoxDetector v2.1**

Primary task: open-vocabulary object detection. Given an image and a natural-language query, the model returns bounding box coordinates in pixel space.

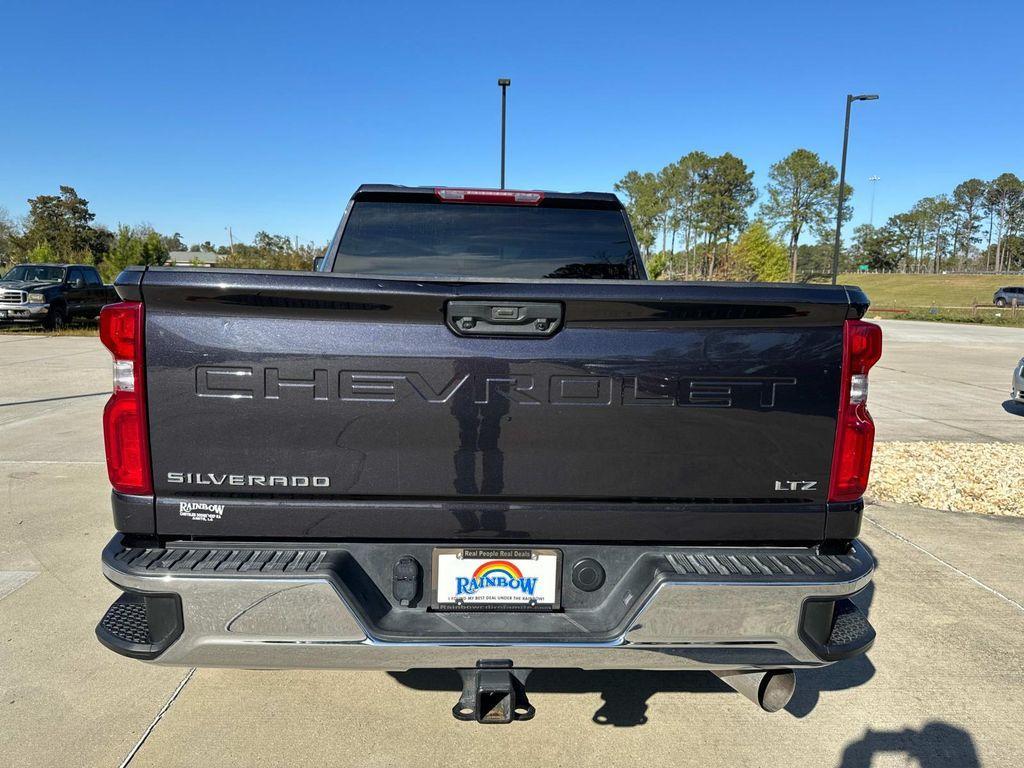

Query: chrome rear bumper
[99,535,875,671]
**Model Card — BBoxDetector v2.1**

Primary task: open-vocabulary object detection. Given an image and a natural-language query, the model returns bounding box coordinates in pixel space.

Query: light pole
[831,93,878,284]
[498,78,510,189]
[868,175,880,227]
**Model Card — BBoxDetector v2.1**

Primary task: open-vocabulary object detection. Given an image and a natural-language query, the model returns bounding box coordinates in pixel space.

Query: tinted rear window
[333,202,638,278]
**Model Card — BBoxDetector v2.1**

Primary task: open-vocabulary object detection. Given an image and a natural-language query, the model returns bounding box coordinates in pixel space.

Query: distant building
[166,251,223,267]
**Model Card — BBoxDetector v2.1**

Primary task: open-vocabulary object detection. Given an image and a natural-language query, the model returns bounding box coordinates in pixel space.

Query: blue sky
[2,1,1021,247]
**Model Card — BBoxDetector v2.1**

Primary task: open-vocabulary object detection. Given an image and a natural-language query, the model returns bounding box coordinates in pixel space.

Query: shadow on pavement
[784,652,875,718]
[391,667,733,726]
[392,660,876,726]
[838,722,980,768]
[1001,399,1024,416]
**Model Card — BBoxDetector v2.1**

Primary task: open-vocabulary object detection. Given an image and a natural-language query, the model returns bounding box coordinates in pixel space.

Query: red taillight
[434,187,544,205]
[829,320,883,502]
[100,302,152,495]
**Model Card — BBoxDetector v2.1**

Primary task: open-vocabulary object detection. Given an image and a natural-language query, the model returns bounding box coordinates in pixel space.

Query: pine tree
[735,221,789,282]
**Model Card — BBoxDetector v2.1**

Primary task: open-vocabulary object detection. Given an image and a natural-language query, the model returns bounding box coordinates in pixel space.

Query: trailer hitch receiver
[452,661,534,723]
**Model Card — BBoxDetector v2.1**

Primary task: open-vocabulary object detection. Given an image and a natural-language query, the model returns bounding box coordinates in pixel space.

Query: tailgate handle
[446,300,563,337]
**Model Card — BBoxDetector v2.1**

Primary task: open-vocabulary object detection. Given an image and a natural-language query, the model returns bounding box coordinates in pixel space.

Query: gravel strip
[869,441,1023,517]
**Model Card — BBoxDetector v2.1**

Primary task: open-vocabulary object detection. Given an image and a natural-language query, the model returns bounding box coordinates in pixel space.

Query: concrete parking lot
[870,320,1024,442]
[1,321,1022,767]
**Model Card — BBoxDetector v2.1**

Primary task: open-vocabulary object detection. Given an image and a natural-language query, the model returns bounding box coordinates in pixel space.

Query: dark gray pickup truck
[96,185,881,721]
[0,263,117,329]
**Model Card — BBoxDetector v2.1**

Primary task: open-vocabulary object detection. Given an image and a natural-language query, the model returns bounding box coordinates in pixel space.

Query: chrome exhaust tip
[714,669,795,712]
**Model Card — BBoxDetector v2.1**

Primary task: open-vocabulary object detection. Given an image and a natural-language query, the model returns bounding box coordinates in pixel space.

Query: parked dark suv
[993,286,1024,307]
[0,263,117,329]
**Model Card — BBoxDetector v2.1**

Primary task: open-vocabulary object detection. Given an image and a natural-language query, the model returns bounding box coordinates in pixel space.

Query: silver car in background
[1013,357,1024,403]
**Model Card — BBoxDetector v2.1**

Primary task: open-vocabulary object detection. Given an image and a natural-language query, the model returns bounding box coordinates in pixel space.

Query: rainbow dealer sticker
[432,548,561,610]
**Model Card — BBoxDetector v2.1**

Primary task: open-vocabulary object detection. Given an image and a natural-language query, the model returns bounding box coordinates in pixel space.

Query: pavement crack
[864,515,1024,613]
[874,364,1009,395]
[119,667,196,767]
[0,460,106,465]
[0,391,108,408]
[869,400,1007,441]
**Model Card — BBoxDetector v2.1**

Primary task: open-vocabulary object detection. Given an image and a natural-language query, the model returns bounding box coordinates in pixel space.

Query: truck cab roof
[351,184,625,210]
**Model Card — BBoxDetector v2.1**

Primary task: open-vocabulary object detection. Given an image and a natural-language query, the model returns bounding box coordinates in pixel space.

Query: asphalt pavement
[1,325,1022,767]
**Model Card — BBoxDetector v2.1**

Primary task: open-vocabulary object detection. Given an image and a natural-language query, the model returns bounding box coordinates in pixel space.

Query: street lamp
[498,78,511,189]
[831,93,878,284]
[868,175,880,226]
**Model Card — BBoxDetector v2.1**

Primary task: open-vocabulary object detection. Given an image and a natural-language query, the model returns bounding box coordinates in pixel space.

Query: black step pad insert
[114,542,865,584]
[800,596,876,661]
[100,592,152,645]
[666,547,867,582]
[95,591,183,660]
[828,599,874,647]
[114,545,331,575]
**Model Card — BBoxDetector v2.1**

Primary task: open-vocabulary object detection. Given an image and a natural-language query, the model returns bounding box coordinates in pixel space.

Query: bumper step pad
[113,544,330,575]
[95,591,183,660]
[800,596,875,661]
[824,599,875,655]
[99,592,152,646]
[666,548,864,581]
[111,540,868,583]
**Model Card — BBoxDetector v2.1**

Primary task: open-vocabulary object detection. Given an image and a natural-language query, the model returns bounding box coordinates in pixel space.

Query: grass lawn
[839,273,1021,309]
[0,321,98,337]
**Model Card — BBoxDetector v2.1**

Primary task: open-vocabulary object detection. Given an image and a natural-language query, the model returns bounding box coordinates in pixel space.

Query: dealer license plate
[432,548,561,610]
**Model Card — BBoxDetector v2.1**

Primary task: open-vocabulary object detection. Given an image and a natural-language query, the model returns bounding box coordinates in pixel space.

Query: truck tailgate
[137,268,864,540]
